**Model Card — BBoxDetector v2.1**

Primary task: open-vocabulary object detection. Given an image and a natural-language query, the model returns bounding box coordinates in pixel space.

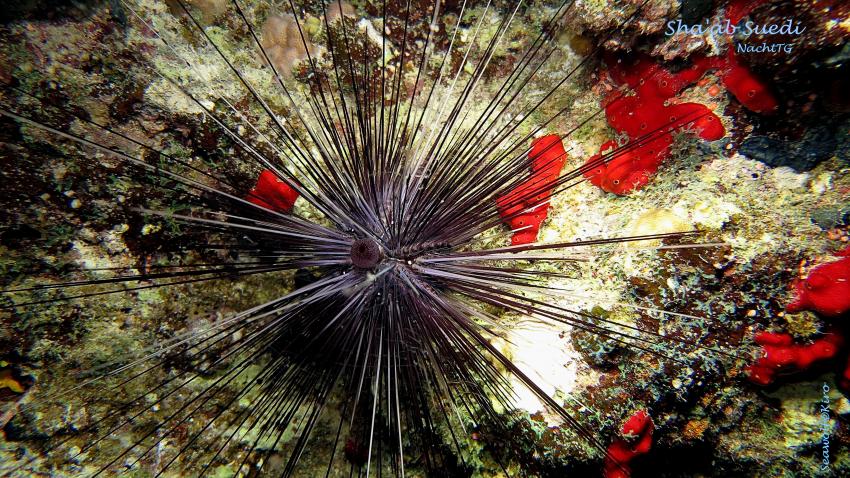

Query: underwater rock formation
[811,203,850,231]
[567,0,677,52]
[741,121,850,172]
[182,0,228,22]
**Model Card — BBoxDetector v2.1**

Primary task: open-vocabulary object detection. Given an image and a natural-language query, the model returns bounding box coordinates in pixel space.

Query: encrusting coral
[624,208,691,246]
[259,2,355,77]
[260,13,317,76]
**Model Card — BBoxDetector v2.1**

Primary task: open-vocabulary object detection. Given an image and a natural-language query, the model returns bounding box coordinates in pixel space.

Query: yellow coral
[0,369,25,394]
[683,418,710,440]
[625,208,691,247]
[783,311,821,339]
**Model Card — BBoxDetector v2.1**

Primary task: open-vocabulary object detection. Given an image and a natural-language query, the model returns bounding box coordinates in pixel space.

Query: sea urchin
[0,0,730,476]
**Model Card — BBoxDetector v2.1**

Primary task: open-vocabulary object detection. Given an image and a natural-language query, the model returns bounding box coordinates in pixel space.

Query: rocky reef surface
[1,0,849,477]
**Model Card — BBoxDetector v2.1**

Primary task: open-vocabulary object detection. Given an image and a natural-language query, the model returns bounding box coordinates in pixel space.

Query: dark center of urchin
[350,238,382,269]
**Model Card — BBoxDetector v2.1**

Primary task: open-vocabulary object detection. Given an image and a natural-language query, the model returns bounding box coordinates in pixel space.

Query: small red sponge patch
[787,247,850,318]
[604,410,654,478]
[496,135,567,245]
[246,169,300,213]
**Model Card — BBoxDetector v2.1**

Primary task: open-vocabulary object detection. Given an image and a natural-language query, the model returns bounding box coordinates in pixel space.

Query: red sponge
[787,247,850,318]
[496,135,567,244]
[604,410,654,478]
[246,169,300,213]
[747,331,844,386]
[584,0,777,195]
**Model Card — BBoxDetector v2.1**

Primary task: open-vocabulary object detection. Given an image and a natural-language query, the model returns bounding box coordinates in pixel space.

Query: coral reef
[567,0,677,52]
[583,53,726,194]
[582,0,785,196]
[745,245,850,393]
[583,46,778,195]
[1,1,849,477]
[183,0,229,22]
